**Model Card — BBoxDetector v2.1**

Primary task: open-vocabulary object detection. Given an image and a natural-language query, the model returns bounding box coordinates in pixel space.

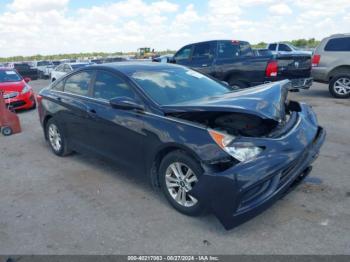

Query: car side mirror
[110,97,145,111]
[24,77,31,83]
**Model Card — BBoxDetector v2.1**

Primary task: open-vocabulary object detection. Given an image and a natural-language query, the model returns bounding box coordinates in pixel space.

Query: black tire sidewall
[45,119,68,156]
[159,150,204,216]
[2,127,13,136]
[329,74,350,98]
[228,78,248,89]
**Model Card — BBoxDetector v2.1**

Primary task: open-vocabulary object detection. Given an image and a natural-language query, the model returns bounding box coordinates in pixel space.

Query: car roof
[86,62,184,75]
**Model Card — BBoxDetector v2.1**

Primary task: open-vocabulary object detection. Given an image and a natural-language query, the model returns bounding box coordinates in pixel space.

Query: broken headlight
[208,129,263,162]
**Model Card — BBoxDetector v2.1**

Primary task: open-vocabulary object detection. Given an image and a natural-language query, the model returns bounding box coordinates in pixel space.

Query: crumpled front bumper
[189,103,326,230]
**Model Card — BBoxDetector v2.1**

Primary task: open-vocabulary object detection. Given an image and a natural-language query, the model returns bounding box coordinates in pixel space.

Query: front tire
[159,150,204,216]
[329,74,350,98]
[45,118,71,156]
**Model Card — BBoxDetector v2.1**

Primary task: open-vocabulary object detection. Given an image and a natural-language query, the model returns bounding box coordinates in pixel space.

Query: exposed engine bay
[165,99,303,137]
[167,111,278,137]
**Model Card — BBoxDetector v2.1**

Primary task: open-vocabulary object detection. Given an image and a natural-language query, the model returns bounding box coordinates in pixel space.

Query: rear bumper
[289,77,313,90]
[312,67,329,83]
[190,103,326,230]
[261,77,313,90]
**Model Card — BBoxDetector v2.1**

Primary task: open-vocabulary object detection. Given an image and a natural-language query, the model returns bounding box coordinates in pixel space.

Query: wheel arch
[328,65,350,81]
[149,143,202,189]
[43,115,53,140]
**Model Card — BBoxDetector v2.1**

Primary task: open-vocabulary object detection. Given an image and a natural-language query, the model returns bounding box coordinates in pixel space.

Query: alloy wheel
[48,124,62,152]
[334,77,350,95]
[165,162,198,207]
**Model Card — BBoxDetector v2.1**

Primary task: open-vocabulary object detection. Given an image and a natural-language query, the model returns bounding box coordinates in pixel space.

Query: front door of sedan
[85,70,145,170]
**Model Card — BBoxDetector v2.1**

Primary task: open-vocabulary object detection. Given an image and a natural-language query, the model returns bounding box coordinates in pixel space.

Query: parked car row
[168,40,313,90]
[151,35,350,99]
[50,62,92,82]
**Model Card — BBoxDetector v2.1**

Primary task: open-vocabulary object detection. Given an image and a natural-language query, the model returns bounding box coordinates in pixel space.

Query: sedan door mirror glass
[110,97,144,111]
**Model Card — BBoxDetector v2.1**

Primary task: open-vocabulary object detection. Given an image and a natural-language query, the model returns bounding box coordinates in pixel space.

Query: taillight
[312,54,321,67]
[266,61,278,77]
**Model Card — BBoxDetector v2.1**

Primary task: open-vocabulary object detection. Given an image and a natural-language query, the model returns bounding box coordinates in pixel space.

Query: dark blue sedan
[37,62,325,229]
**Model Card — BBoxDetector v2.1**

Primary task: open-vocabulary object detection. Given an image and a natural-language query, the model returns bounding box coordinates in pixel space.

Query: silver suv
[312,34,350,98]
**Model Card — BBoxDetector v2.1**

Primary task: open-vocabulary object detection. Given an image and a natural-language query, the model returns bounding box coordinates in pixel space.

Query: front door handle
[87,108,98,119]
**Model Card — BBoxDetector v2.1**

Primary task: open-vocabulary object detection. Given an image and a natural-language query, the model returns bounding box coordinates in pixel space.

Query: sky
[0,0,349,57]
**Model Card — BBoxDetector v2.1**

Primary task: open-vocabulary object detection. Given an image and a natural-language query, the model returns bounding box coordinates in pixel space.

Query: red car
[0,68,36,110]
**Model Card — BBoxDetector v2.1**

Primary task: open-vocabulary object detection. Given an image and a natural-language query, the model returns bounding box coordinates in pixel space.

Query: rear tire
[329,74,350,98]
[159,150,204,216]
[45,118,72,156]
[228,78,248,89]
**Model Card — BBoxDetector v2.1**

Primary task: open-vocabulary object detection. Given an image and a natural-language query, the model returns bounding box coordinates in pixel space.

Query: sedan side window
[64,71,94,96]
[93,71,135,101]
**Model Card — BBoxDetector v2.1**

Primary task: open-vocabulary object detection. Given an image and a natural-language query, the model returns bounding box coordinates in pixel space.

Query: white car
[32,61,55,79]
[267,43,312,56]
[51,62,91,82]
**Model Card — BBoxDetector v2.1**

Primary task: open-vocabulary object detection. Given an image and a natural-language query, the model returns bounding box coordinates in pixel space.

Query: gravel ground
[0,80,349,254]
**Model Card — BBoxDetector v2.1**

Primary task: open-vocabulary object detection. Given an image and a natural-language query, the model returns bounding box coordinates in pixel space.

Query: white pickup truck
[31,61,55,79]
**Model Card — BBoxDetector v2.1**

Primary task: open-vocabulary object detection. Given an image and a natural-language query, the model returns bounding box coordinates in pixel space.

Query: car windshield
[0,70,22,82]
[71,64,88,69]
[130,67,232,105]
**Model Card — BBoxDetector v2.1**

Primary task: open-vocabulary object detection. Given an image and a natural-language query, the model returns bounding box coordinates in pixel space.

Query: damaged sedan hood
[161,80,291,122]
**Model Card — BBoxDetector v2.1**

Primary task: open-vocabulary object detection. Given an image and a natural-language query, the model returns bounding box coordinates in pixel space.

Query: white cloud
[8,0,69,12]
[268,3,292,15]
[0,0,350,57]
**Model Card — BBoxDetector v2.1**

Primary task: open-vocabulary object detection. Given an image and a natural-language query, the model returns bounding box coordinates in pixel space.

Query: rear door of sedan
[54,70,96,150]
[85,69,145,170]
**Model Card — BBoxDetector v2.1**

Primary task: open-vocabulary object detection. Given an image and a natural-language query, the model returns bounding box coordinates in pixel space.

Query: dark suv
[312,34,350,98]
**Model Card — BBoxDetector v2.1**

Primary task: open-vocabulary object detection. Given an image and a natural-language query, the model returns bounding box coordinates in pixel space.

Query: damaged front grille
[269,111,299,138]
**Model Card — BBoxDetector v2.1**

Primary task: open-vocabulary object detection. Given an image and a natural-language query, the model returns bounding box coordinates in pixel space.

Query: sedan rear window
[130,67,231,105]
[0,70,21,82]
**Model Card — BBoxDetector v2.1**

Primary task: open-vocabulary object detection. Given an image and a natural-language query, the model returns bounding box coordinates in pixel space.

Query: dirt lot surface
[0,80,349,254]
